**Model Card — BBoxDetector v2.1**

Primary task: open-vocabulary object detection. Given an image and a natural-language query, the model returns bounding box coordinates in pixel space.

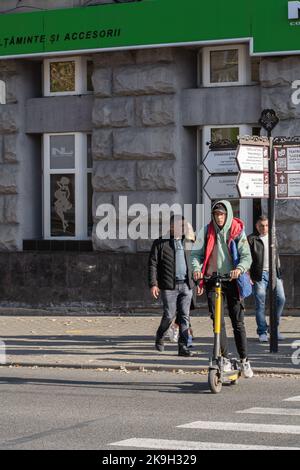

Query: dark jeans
[156,282,193,349]
[253,271,286,336]
[205,279,248,360]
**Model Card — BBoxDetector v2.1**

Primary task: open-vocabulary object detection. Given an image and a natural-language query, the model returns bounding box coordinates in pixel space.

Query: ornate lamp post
[259,109,279,353]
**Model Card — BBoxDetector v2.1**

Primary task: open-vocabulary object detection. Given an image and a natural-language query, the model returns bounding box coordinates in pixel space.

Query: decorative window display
[43,133,92,239]
[43,57,93,96]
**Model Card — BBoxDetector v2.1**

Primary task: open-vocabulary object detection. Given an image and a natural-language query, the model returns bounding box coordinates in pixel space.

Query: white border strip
[237,408,300,416]
[110,438,300,450]
[0,37,259,60]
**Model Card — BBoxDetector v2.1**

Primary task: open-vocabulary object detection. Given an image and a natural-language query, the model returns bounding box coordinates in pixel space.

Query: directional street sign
[203,149,238,174]
[204,175,239,200]
[274,145,300,172]
[236,144,269,172]
[276,172,300,199]
[237,172,269,199]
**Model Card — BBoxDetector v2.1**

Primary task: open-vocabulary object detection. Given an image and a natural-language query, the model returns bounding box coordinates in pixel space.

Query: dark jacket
[148,237,194,290]
[248,233,281,283]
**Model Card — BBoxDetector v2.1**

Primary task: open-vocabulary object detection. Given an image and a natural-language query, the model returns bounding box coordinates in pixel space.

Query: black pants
[205,279,248,360]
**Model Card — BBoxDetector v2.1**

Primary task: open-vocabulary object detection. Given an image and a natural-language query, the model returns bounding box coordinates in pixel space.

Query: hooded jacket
[191,200,252,292]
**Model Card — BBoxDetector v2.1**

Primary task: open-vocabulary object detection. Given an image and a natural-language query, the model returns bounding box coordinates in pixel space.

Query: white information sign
[236,145,268,172]
[237,172,269,198]
[203,149,238,174]
[204,175,239,199]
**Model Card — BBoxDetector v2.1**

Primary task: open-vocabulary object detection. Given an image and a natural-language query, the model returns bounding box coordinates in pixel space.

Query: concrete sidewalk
[0,314,299,375]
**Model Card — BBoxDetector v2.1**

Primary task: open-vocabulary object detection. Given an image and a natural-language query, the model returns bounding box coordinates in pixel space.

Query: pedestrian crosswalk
[110,394,300,450]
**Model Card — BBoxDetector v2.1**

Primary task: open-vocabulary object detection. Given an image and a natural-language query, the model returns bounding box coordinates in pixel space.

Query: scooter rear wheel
[208,369,222,394]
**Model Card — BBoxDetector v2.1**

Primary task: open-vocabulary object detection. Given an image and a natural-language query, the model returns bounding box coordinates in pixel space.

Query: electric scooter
[204,273,241,394]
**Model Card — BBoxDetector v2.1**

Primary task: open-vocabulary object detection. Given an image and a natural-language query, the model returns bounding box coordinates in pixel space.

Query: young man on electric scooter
[191,200,254,378]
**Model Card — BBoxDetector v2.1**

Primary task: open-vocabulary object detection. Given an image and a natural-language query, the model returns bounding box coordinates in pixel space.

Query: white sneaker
[278,332,285,341]
[168,324,179,343]
[259,333,269,343]
[223,358,232,373]
[241,359,254,378]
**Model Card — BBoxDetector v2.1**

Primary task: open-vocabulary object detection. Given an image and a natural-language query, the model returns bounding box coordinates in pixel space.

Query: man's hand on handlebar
[230,268,242,280]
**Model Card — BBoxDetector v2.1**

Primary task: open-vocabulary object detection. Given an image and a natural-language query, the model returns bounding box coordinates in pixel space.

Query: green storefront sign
[0,0,299,59]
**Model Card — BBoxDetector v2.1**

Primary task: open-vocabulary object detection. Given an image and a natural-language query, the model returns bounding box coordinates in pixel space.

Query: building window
[43,57,93,96]
[201,45,250,87]
[43,133,92,239]
[0,80,6,104]
[199,125,254,234]
[210,49,239,83]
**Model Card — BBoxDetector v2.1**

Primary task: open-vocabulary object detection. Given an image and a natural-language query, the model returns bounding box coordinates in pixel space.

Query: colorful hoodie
[191,200,252,284]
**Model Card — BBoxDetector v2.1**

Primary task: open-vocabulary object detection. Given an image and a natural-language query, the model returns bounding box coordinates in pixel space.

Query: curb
[2,361,300,376]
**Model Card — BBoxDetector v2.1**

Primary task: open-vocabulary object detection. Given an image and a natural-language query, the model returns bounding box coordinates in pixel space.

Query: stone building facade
[0,0,299,311]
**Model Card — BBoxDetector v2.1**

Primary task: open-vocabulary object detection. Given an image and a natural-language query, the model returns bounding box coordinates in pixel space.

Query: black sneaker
[155,340,164,352]
[178,348,194,357]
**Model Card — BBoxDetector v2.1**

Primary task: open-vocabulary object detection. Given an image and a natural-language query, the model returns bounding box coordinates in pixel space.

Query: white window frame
[86,134,93,237]
[201,44,250,88]
[43,56,92,96]
[43,132,89,240]
[0,80,6,104]
[199,124,253,235]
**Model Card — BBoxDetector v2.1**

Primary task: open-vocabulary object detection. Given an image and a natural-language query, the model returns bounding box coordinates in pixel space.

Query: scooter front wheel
[208,368,222,394]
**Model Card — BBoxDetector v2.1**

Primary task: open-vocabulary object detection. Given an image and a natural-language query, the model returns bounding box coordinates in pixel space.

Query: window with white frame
[200,44,251,87]
[43,56,93,96]
[199,125,255,234]
[0,80,6,104]
[43,133,92,239]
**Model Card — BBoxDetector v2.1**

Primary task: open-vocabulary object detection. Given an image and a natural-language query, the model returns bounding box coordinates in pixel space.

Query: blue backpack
[229,234,252,299]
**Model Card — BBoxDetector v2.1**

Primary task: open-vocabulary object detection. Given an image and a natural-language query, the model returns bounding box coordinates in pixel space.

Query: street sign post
[259,110,279,354]
[237,122,300,354]
[204,175,239,200]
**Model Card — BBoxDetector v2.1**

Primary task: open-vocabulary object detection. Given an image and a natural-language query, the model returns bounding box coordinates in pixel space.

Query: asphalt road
[0,366,299,450]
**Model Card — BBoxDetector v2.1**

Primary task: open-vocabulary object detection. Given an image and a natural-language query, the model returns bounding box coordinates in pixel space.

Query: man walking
[248,215,286,343]
[148,215,194,357]
[191,200,254,378]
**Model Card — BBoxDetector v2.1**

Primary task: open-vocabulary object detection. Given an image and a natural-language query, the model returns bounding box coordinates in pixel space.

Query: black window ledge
[23,240,93,252]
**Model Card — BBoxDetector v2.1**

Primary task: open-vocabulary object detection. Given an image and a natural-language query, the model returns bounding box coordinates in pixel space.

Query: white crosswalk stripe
[237,407,300,416]
[283,396,300,402]
[110,438,300,450]
[178,421,300,434]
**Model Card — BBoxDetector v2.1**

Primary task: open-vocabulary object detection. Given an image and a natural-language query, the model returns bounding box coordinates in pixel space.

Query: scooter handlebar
[203,273,232,282]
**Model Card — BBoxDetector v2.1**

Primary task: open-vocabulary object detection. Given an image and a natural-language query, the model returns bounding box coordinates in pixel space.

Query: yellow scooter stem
[214,285,222,334]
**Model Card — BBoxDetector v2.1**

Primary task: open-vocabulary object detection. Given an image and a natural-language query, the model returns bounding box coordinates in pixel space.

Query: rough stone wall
[261,56,300,254]
[0,61,20,251]
[91,48,196,253]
